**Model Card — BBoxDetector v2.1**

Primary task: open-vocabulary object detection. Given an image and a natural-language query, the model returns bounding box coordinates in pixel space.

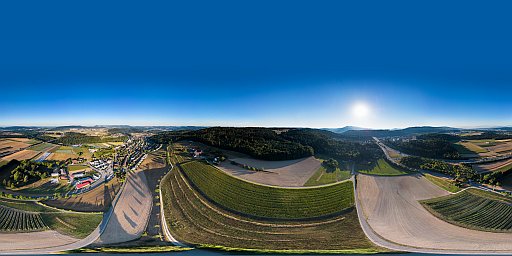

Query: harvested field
[1,149,40,161]
[456,141,488,154]
[138,151,166,170]
[0,139,31,153]
[47,152,75,161]
[218,156,321,187]
[357,174,512,251]
[487,141,512,154]
[181,160,353,220]
[473,158,512,173]
[44,178,121,212]
[94,169,152,244]
[160,163,379,252]
[422,189,512,232]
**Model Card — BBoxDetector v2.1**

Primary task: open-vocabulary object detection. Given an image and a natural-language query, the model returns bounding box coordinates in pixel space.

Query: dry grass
[47,152,76,161]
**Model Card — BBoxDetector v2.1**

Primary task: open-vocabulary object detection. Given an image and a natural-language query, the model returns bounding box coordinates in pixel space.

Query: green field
[0,198,102,238]
[28,143,56,152]
[180,161,354,219]
[160,159,380,251]
[422,188,512,232]
[304,164,351,186]
[41,212,103,238]
[358,159,409,176]
[423,174,461,193]
[68,165,88,172]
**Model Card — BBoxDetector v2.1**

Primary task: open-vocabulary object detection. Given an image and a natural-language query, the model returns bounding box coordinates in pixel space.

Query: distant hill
[343,126,461,139]
[323,126,367,133]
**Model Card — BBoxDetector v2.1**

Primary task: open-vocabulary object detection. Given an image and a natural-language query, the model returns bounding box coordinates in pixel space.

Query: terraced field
[422,189,512,232]
[180,160,354,220]
[0,205,47,231]
[160,160,379,252]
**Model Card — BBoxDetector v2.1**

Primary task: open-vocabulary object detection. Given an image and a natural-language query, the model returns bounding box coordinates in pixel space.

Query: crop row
[179,161,354,219]
[423,190,512,232]
[0,205,47,231]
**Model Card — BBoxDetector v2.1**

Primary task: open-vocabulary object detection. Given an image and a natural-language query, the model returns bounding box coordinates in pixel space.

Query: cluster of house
[90,159,111,170]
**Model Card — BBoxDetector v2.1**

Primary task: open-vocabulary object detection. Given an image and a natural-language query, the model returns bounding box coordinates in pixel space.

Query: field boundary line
[159,162,187,247]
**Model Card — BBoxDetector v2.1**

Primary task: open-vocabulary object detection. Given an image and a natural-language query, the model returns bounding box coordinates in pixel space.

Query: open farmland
[357,174,512,251]
[160,161,380,252]
[181,160,354,220]
[1,149,40,161]
[0,138,33,154]
[28,142,57,152]
[422,189,512,232]
[473,158,512,173]
[358,158,409,176]
[218,156,321,187]
[487,140,512,154]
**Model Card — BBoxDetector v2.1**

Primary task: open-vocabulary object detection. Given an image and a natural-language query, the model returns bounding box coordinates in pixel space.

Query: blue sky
[1,1,511,128]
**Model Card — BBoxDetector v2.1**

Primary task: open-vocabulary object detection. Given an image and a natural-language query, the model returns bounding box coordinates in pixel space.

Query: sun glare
[352,102,370,118]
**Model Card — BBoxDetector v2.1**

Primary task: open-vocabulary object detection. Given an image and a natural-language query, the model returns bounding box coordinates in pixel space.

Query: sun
[352,102,370,118]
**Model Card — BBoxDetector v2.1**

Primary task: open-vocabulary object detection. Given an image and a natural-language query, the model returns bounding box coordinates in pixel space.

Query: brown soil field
[0,230,78,251]
[473,158,512,173]
[357,174,512,251]
[47,152,76,161]
[487,141,512,154]
[44,178,122,212]
[0,139,31,153]
[218,156,321,187]
[1,149,40,161]
[94,169,152,244]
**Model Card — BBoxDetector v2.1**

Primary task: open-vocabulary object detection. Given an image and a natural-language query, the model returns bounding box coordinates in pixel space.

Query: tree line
[385,135,461,159]
[150,127,383,164]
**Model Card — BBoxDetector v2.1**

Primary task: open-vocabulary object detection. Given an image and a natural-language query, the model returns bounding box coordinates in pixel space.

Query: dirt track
[94,169,152,244]
[0,230,77,252]
[218,156,321,187]
[357,174,512,252]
